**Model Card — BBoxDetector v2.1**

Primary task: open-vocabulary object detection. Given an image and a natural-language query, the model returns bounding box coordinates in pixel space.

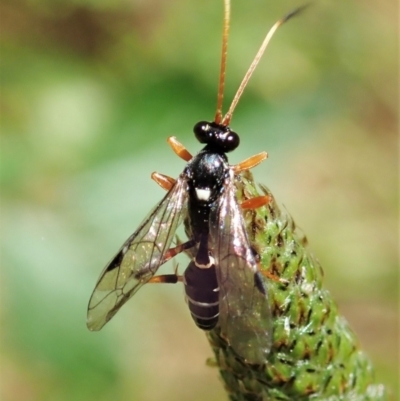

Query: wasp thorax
[187,152,227,204]
[193,121,240,153]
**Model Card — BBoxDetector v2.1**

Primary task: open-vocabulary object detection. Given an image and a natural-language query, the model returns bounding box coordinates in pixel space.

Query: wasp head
[194,121,239,154]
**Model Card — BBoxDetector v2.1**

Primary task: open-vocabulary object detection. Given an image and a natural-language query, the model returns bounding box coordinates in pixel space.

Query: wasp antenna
[222,4,309,126]
[214,0,231,125]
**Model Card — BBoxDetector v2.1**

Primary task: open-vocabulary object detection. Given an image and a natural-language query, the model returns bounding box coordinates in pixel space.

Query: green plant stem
[207,171,387,401]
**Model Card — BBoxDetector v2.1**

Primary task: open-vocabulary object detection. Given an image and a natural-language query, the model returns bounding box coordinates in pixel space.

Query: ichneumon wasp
[87,1,306,364]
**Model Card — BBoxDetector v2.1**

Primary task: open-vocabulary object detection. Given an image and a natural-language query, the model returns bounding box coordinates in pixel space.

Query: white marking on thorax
[195,255,215,269]
[195,188,211,201]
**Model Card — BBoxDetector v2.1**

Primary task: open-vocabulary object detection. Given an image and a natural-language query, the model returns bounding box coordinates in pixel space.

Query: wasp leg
[241,195,270,209]
[167,136,193,161]
[233,151,268,173]
[148,260,184,284]
[148,241,196,284]
[151,172,176,191]
[148,274,183,284]
[261,269,290,287]
[161,239,196,265]
[251,246,289,286]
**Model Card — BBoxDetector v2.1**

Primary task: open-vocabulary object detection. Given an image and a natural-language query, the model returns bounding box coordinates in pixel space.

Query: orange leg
[135,241,194,282]
[160,239,196,265]
[151,172,176,191]
[148,274,183,284]
[148,260,183,284]
[233,151,268,173]
[147,240,195,284]
[261,269,289,285]
[241,195,270,210]
[167,136,193,162]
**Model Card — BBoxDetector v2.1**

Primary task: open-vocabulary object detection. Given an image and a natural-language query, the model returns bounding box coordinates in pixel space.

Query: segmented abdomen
[183,261,219,330]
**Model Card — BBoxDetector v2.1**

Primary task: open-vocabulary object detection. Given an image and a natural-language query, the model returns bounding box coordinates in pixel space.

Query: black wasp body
[183,121,246,331]
[87,120,273,363]
[87,0,301,364]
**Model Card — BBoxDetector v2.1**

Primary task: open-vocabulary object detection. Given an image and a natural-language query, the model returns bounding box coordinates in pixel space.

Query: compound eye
[193,121,212,144]
[224,131,240,152]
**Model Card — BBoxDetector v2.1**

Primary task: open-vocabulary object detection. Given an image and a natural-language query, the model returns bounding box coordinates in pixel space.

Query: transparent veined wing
[210,171,272,364]
[87,176,188,331]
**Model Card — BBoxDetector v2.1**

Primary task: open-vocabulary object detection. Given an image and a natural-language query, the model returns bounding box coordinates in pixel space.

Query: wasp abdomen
[183,261,220,331]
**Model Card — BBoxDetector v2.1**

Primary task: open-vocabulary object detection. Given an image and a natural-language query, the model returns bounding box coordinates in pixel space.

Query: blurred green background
[1,0,398,400]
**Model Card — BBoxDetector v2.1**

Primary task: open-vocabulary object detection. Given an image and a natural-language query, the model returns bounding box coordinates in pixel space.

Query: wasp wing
[87,176,188,331]
[210,173,272,364]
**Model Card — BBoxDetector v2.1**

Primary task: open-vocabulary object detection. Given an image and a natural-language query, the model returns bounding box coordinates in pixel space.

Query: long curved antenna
[222,5,309,126]
[214,0,231,124]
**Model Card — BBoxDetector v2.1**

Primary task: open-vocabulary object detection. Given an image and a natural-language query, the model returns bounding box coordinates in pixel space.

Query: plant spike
[206,171,388,401]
